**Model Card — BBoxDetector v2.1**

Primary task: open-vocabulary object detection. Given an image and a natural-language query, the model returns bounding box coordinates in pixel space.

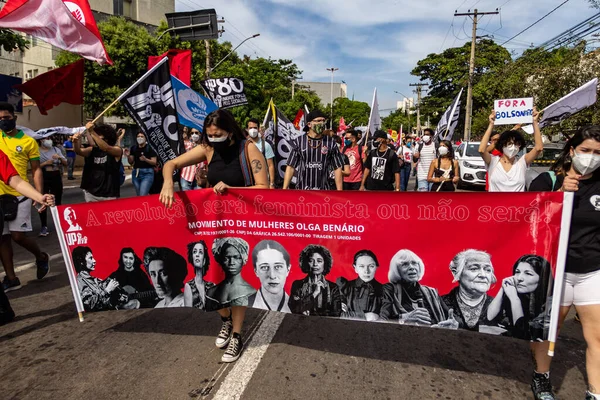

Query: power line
[500,0,571,45]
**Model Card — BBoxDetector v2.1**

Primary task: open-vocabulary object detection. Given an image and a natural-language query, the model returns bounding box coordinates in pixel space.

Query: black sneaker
[586,391,598,400]
[221,333,242,363]
[531,372,555,400]
[215,317,233,349]
[2,276,21,292]
[36,252,50,280]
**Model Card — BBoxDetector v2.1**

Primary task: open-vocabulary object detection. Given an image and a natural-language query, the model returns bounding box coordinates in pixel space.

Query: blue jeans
[400,164,411,192]
[132,168,154,196]
[417,179,433,192]
[180,178,197,191]
[67,156,75,178]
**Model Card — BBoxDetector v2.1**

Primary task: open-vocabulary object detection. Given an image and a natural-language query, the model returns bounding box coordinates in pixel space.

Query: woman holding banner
[289,244,342,317]
[159,109,268,364]
[528,125,600,400]
[427,140,459,192]
[380,249,458,329]
[479,108,543,192]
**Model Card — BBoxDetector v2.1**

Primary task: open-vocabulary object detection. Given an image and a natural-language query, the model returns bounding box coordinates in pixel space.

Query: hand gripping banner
[52,190,570,344]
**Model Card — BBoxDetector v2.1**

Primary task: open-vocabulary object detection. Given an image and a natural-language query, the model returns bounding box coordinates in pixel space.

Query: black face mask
[211,140,231,153]
[0,118,16,133]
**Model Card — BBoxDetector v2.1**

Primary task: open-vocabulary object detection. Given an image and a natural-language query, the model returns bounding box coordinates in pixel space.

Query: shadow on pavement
[5,273,70,301]
[0,311,73,344]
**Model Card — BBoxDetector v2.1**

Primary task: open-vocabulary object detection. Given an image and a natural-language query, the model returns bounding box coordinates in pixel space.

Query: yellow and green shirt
[0,130,40,196]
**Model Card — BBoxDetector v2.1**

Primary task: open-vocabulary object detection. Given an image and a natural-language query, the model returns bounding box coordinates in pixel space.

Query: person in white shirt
[396,137,414,191]
[413,128,438,191]
[479,109,543,192]
[247,118,276,188]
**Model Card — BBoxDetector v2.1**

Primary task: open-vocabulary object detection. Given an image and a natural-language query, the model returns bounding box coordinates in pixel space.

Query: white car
[455,141,487,188]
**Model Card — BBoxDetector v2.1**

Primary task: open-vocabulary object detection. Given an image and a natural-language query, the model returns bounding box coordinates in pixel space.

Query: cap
[373,130,387,140]
[306,110,327,123]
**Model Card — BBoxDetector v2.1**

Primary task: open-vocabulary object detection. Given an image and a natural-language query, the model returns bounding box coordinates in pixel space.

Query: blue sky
[175,0,597,115]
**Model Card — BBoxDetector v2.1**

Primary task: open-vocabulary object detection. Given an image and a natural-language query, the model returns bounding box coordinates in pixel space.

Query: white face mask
[503,144,520,158]
[42,139,53,148]
[572,151,600,176]
[191,133,200,142]
[422,135,431,143]
[136,137,145,145]
[248,128,259,138]
[438,146,449,156]
[207,134,228,143]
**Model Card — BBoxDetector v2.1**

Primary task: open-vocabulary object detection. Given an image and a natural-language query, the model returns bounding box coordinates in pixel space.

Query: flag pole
[90,57,170,124]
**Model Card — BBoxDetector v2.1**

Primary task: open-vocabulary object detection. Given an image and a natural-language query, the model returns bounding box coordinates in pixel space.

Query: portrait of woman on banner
[143,247,188,308]
[486,254,553,341]
[205,238,256,310]
[109,248,157,308]
[72,246,136,312]
[337,249,383,321]
[380,249,458,329]
[248,240,291,313]
[289,244,342,317]
[184,240,214,310]
[441,249,496,331]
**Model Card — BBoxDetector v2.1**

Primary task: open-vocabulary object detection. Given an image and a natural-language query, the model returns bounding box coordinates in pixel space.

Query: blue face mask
[406,142,412,148]
[344,139,352,147]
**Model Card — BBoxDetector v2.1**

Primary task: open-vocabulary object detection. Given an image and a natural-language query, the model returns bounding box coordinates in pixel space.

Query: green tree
[328,97,370,127]
[0,30,28,52]
[382,108,413,133]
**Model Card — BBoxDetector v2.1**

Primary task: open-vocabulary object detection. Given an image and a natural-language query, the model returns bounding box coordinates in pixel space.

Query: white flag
[435,88,463,141]
[359,87,380,146]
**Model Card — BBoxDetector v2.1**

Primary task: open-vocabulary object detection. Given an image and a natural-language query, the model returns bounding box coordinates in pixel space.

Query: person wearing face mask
[528,125,600,400]
[342,129,366,190]
[396,137,413,191]
[327,135,350,189]
[127,131,157,196]
[360,130,401,191]
[427,140,460,192]
[179,128,204,191]
[0,102,51,292]
[479,109,543,192]
[37,137,67,236]
[283,110,345,190]
[413,128,439,191]
[247,118,276,188]
[160,109,267,363]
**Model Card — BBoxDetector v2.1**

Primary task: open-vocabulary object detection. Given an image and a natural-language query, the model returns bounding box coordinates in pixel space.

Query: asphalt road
[1,173,587,400]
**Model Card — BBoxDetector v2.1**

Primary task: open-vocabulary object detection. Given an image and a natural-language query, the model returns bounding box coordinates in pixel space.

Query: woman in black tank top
[160,109,268,363]
[427,140,460,192]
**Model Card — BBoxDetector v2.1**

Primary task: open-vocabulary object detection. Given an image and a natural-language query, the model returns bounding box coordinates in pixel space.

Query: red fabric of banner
[148,49,192,86]
[55,190,565,339]
[14,59,84,115]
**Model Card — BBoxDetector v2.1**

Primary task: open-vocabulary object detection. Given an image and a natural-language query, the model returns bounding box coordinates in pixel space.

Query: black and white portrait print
[337,250,383,321]
[248,240,292,313]
[371,156,387,180]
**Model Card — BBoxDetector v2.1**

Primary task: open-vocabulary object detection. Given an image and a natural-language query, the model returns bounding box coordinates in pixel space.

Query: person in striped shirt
[413,128,438,191]
[179,129,203,191]
[283,110,344,190]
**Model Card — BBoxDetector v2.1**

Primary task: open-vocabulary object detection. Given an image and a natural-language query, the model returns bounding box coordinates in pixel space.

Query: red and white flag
[0,0,112,65]
[292,108,305,130]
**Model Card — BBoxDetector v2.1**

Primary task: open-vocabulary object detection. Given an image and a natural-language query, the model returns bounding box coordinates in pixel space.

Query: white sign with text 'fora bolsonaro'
[494,97,534,125]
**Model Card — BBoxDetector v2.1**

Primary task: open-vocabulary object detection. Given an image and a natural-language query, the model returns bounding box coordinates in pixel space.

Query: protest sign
[120,57,182,166]
[201,77,248,109]
[494,97,534,125]
[53,190,568,342]
[171,76,218,132]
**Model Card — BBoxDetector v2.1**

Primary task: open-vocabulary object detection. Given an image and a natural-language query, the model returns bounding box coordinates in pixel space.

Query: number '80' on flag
[201,77,248,109]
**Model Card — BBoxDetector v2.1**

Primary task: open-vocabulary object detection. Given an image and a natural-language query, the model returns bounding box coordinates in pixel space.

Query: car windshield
[466,144,480,157]
[527,147,563,166]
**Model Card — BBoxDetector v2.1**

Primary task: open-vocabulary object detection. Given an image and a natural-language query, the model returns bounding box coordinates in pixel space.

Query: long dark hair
[118,248,142,272]
[202,109,245,146]
[512,254,553,319]
[552,125,600,175]
[72,246,93,274]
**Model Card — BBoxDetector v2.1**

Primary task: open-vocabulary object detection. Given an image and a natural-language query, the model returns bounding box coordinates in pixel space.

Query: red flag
[292,108,304,130]
[14,59,84,115]
[337,117,347,135]
[0,0,111,65]
[148,49,192,86]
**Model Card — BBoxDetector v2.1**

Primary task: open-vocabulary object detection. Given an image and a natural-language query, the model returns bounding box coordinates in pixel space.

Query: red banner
[53,190,566,340]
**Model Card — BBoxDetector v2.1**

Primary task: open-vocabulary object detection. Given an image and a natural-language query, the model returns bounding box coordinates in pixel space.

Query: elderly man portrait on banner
[441,250,496,331]
[380,249,458,329]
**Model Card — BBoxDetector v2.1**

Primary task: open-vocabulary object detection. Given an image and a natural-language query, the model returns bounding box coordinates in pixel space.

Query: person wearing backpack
[413,128,438,191]
[342,129,365,190]
[360,130,400,191]
[527,126,600,400]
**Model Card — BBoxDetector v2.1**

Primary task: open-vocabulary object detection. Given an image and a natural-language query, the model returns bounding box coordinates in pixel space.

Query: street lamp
[326,67,339,129]
[208,33,260,76]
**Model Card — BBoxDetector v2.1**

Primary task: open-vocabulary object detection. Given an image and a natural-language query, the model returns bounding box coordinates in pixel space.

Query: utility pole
[326,67,339,129]
[205,40,211,79]
[409,83,426,135]
[454,8,499,142]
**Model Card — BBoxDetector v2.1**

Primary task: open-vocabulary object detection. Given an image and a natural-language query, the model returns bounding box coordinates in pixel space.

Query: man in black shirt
[283,110,344,190]
[360,130,401,191]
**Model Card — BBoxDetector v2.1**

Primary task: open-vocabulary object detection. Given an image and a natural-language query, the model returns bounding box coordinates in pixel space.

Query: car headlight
[463,161,485,170]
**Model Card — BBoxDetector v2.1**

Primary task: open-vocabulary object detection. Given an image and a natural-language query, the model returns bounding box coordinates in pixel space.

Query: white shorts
[2,196,32,235]
[561,270,600,307]
[83,190,117,203]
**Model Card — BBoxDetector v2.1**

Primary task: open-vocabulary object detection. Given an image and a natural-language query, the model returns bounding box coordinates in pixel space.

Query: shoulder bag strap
[239,140,255,187]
